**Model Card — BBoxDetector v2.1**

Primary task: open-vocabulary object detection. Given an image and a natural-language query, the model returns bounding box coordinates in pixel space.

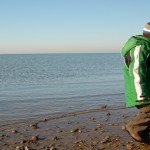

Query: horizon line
[0,52,120,55]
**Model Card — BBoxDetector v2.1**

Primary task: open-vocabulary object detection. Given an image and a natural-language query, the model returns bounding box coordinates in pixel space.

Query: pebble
[90,117,96,121]
[3,143,8,146]
[25,146,30,150]
[70,128,79,133]
[50,146,57,150]
[101,136,111,144]
[20,140,27,144]
[97,123,102,128]
[92,127,98,131]
[126,144,133,150]
[29,123,38,129]
[29,136,39,143]
[122,115,128,118]
[122,125,126,130]
[16,146,24,150]
[52,136,59,141]
[12,129,18,134]
[106,112,111,116]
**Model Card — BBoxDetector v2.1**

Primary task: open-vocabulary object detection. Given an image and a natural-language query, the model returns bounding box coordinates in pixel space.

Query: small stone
[30,136,39,143]
[70,128,79,133]
[97,124,102,128]
[89,117,96,121]
[106,112,111,116]
[113,143,119,147]
[16,146,24,150]
[25,146,30,150]
[93,128,98,131]
[78,129,82,133]
[29,123,38,129]
[3,143,8,146]
[122,125,126,130]
[122,115,128,118]
[12,129,18,134]
[74,140,82,144]
[92,141,98,146]
[52,136,59,141]
[20,140,27,144]
[50,146,57,150]
[101,136,111,144]
[126,144,133,150]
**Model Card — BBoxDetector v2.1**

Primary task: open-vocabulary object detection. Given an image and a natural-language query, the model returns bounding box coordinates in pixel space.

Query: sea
[0,53,125,125]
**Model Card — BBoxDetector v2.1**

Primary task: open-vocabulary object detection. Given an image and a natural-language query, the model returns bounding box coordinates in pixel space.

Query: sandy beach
[1,106,150,150]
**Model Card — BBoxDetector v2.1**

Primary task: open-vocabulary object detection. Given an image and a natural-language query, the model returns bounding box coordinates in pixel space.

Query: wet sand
[0,106,150,150]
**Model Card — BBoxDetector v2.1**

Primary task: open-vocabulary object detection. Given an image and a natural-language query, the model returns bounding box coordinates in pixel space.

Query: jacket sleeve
[129,45,148,101]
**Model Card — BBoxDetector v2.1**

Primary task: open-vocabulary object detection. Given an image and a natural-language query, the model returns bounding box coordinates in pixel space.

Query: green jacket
[121,35,150,107]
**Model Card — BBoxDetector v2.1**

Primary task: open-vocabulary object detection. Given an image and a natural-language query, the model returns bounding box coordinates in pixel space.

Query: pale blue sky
[0,0,150,54]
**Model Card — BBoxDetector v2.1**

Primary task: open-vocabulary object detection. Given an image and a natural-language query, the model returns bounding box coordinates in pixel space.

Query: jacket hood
[121,35,150,57]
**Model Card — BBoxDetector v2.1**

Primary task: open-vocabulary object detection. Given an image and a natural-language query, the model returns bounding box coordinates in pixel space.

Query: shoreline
[0,104,125,127]
[1,106,150,150]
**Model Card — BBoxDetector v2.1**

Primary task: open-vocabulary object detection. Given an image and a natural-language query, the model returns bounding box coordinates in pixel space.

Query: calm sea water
[0,53,125,122]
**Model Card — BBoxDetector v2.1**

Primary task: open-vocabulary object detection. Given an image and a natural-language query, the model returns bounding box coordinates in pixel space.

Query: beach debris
[97,123,102,128]
[70,127,82,133]
[89,117,96,121]
[20,140,27,144]
[122,115,128,118]
[113,143,119,148]
[29,123,38,129]
[74,140,82,144]
[25,146,30,150]
[16,146,24,150]
[52,135,59,141]
[12,129,18,134]
[50,146,57,150]
[101,136,111,144]
[29,136,39,143]
[92,127,98,131]
[44,147,49,150]
[70,128,79,133]
[91,140,99,146]
[74,140,86,148]
[106,112,111,116]
[126,144,133,150]
[3,143,8,146]
[78,129,82,133]
[109,123,118,126]
[122,125,126,130]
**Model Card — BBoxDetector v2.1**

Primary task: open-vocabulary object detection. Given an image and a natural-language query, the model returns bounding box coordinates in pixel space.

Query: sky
[0,0,150,54]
